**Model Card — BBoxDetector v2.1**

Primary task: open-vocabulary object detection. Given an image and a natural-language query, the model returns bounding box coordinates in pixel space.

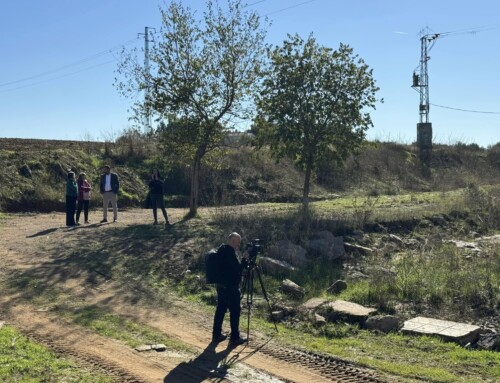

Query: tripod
[240,260,279,342]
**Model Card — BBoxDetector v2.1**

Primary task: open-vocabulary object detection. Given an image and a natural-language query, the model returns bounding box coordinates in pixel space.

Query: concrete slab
[401,316,481,345]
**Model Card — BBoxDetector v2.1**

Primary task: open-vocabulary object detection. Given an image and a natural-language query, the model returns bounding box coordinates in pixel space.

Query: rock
[344,242,373,255]
[326,280,348,295]
[135,345,152,352]
[401,317,482,346]
[388,234,404,245]
[298,298,328,312]
[306,231,345,259]
[321,300,377,323]
[152,344,167,352]
[429,215,447,226]
[403,238,419,247]
[267,240,308,267]
[281,279,305,297]
[259,256,297,275]
[476,333,500,351]
[19,164,32,178]
[348,271,369,280]
[313,313,327,326]
[444,240,482,253]
[364,315,400,333]
[0,321,5,329]
[271,311,285,321]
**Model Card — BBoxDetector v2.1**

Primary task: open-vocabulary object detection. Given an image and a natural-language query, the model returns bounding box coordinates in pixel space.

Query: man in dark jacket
[212,232,247,346]
[99,165,120,223]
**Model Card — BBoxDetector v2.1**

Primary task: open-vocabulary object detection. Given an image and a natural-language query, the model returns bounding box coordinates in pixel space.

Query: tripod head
[245,239,263,268]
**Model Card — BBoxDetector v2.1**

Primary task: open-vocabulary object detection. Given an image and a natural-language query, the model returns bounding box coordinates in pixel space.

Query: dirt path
[0,209,386,383]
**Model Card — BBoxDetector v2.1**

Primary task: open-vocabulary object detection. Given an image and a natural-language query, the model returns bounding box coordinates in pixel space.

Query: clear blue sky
[1,0,499,147]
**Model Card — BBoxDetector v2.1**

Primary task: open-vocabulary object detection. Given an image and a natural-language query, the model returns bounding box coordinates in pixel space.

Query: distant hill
[1,137,499,212]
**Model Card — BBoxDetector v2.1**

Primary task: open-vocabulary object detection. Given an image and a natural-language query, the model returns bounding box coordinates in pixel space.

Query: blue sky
[0,0,499,147]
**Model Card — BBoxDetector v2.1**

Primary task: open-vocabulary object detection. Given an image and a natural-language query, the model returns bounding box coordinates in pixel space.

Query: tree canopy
[254,34,381,207]
[116,0,268,215]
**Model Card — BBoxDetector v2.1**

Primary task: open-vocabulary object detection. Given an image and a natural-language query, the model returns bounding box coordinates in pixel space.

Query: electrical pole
[412,32,438,176]
[138,27,155,133]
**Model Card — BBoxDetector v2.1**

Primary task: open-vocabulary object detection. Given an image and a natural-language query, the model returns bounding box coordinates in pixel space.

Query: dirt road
[0,209,386,383]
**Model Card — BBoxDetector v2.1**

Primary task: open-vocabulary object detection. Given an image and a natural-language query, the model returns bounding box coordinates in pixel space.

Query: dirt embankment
[0,209,387,383]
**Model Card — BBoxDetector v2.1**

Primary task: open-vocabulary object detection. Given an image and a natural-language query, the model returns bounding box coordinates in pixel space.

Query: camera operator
[211,232,247,346]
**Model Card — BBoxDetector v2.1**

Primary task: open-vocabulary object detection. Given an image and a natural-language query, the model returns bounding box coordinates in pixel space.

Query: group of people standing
[65,165,169,227]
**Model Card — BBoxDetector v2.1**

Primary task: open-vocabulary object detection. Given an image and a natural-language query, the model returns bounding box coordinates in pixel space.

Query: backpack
[205,246,223,284]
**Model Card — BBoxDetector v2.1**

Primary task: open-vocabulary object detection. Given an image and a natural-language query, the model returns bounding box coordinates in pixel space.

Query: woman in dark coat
[66,171,78,227]
[149,168,170,225]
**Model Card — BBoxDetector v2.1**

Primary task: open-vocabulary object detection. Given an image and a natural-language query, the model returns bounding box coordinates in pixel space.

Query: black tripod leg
[254,266,279,333]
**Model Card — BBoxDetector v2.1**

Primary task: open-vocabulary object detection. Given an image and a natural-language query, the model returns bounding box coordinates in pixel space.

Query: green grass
[248,317,500,383]
[63,305,194,352]
[0,325,113,383]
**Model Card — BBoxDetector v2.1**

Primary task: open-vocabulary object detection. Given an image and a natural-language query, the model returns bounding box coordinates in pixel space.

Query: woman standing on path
[149,168,170,225]
[66,172,78,227]
[76,173,92,224]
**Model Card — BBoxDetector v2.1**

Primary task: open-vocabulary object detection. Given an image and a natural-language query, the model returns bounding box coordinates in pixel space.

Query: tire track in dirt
[0,210,390,383]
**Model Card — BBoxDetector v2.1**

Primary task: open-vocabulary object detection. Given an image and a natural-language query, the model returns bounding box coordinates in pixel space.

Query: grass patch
[62,305,194,352]
[0,325,113,383]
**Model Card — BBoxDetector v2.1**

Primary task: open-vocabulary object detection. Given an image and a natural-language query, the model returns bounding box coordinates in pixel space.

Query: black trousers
[150,193,168,222]
[76,200,89,222]
[213,285,241,340]
[66,195,77,226]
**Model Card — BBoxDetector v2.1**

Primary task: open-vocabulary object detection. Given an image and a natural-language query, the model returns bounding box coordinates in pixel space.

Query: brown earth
[0,208,389,383]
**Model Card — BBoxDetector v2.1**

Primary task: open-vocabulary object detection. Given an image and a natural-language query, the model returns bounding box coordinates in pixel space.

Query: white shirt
[105,174,112,191]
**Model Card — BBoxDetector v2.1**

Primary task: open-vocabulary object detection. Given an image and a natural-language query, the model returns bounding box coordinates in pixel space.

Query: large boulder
[259,257,297,276]
[326,280,348,295]
[319,300,377,324]
[306,231,345,259]
[281,279,305,298]
[267,240,308,267]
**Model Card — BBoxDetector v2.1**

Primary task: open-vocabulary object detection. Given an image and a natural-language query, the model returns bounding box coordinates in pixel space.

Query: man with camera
[212,232,247,346]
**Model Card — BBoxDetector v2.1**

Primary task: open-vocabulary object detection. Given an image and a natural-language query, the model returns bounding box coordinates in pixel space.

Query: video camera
[245,239,263,266]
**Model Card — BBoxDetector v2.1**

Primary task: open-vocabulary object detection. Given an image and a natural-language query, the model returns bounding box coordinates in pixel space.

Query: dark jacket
[66,179,78,197]
[217,244,244,287]
[148,178,164,195]
[99,173,120,194]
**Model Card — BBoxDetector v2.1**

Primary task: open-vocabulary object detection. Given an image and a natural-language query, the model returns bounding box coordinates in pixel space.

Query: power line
[430,103,500,115]
[0,59,118,93]
[264,0,318,16]
[0,38,139,88]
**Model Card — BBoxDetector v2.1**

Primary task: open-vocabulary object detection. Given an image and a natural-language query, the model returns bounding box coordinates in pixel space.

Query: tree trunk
[189,148,204,217]
[302,162,312,210]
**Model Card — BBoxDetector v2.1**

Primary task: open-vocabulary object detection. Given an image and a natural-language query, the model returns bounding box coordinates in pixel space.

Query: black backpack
[205,245,223,284]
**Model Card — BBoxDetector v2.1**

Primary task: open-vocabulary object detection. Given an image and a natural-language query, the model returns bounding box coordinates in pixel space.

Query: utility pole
[412,32,439,176]
[138,27,155,133]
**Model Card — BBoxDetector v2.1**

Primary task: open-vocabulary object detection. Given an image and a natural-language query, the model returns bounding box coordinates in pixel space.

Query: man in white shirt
[99,165,120,223]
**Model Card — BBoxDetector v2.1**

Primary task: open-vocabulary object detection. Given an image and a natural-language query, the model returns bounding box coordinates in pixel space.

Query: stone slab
[401,316,481,345]
[327,300,377,317]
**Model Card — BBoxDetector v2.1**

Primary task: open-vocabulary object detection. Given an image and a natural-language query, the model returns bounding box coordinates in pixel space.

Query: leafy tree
[254,34,380,208]
[116,0,268,216]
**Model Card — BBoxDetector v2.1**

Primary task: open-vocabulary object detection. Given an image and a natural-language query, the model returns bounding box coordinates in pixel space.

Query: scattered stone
[0,321,5,329]
[364,315,400,333]
[19,164,32,178]
[271,311,285,321]
[306,231,345,259]
[387,234,404,245]
[135,345,152,352]
[429,215,447,226]
[344,242,373,255]
[152,344,167,352]
[326,280,348,295]
[298,298,328,312]
[476,333,500,351]
[313,313,327,326]
[281,279,305,298]
[444,240,482,253]
[267,240,308,267]
[403,238,419,247]
[321,300,377,323]
[259,257,297,275]
[348,271,369,280]
[401,317,482,346]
